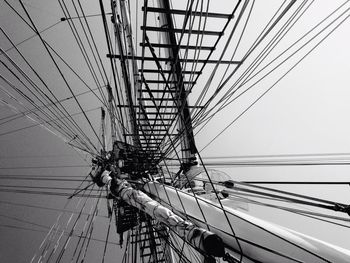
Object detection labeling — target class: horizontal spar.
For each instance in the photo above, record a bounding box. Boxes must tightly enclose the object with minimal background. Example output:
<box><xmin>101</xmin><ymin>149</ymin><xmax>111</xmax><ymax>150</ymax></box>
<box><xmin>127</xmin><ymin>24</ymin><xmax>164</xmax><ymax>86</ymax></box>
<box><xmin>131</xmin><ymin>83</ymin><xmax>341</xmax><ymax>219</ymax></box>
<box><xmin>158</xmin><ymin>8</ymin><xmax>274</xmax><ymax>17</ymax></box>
<box><xmin>143</xmin><ymin>182</ymin><xmax>350</xmax><ymax>263</ymax></box>
<box><xmin>139</xmin><ymin>42</ymin><xmax>214</xmax><ymax>51</ymax></box>
<box><xmin>117</xmin><ymin>105</ymin><xmax>205</xmax><ymax>109</ymax></box>
<box><xmin>107</xmin><ymin>54</ymin><xmax>241</xmax><ymax>64</ymax></box>
<box><xmin>140</xmin><ymin>69</ymin><xmax>202</xmax><ymax>74</ymax></box>
<box><xmin>143</xmin><ymin>7</ymin><xmax>232</xmax><ymax>19</ymax></box>
<box><xmin>141</xmin><ymin>26</ymin><xmax>223</xmax><ymax>36</ymax></box>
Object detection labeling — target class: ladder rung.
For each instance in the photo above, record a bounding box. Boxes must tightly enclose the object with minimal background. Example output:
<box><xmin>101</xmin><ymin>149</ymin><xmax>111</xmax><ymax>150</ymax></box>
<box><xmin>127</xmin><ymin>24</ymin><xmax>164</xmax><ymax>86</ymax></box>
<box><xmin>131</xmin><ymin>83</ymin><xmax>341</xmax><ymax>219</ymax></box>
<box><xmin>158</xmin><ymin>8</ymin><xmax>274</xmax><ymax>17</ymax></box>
<box><xmin>141</xmin><ymin>26</ymin><xmax>222</xmax><ymax>36</ymax></box>
<box><xmin>139</xmin><ymin>89</ymin><xmax>180</xmax><ymax>93</ymax></box>
<box><xmin>139</xmin><ymin>138</ymin><xmax>164</xmax><ymax>140</ymax></box>
<box><xmin>138</xmin><ymin>98</ymin><xmax>175</xmax><ymax>101</ymax></box>
<box><xmin>107</xmin><ymin>54</ymin><xmax>241</xmax><ymax>64</ymax></box>
<box><xmin>140</xmin><ymin>79</ymin><xmax>196</xmax><ymax>84</ymax></box>
<box><xmin>142</xmin><ymin>130</ymin><xmax>168</xmax><ymax>132</ymax></box>
<box><xmin>141</xmin><ymin>126</ymin><xmax>170</xmax><ymax>129</ymax></box>
<box><xmin>140</xmin><ymin>69</ymin><xmax>202</xmax><ymax>75</ymax></box>
<box><xmin>141</xmin><ymin>251</ymin><xmax>163</xmax><ymax>257</ymax></box>
<box><xmin>124</xmin><ymin>133</ymin><xmax>177</xmax><ymax>136</ymax></box>
<box><xmin>143</xmin><ymin>6</ymin><xmax>232</xmax><ymax>19</ymax></box>
<box><xmin>134</xmin><ymin>237</ymin><xmax>160</xmax><ymax>243</ymax></box>
<box><xmin>139</xmin><ymin>119</ymin><xmax>174</xmax><ymax>121</ymax></box>
<box><xmin>119</xmin><ymin>105</ymin><xmax>204</xmax><ymax>109</ymax></box>
<box><xmin>140</xmin><ymin>42</ymin><xmax>214</xmax><ymax>51</ymax></box>
<box><xmin>141</xmin><ymin>243</ymin><xmax>161</xmax><ymax>249</ymax></box>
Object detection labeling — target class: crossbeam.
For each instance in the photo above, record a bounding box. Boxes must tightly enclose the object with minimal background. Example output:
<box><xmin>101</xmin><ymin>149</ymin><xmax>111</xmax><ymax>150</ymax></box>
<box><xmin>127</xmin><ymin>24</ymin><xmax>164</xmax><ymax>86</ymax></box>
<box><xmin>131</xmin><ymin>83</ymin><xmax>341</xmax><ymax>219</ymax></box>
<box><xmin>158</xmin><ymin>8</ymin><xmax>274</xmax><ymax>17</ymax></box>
<box><xmin>107</xmin><ymin>54</ymin><xmax>241</xmax><ymax>64</ymax></box>
<box><xmin>143</xmin><ymin>7</ymin><xmax>232</xmax><ymax>19</ymax></box>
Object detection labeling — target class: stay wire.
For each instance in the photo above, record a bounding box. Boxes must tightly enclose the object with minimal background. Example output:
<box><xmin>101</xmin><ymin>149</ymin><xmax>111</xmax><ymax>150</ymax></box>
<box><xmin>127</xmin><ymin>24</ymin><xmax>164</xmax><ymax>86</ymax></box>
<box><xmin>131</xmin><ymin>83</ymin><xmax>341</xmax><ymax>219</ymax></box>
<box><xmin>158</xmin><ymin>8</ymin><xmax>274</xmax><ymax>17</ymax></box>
<box><xmin>74</xmin><ymin>1</ymin><xmax>111</xmax><ymax>109</ymax></box>
<box><xmin>0</xmin><ymin>106</ymin><xmax>100</xmax><ymax>152</ymax></box>
<box><xmin>228</xmin><ymin>193</ymin><xmax>350</xmax><ymax>225</ymax></box>
<box><xmin>3</xmin><ymin>0</ymin><xmax>100</xmax><ymax>154</ymax></box>
<box><xmin>139</xmin><ymin>75</ymin><xmax>186</xmax><ymax>162</ymax></box>
<box><xmin>75</xmin><ymin>190</ymin><xmax>103</xmax><ymax>263</ymax></box>
<box><xmin>2</xmin><ymin>21</ymin><xmax>61</xmax><ymax>54</ymax></box>
<box><xmin>163</xmin><ymin>232</ymin><xmax>193</xmax><ymax>263</ymax></box>
<box><xmin>0</xmin><ymin>213</ymin><xmax>48</xmax><ymax>230</ymax></box>
<box><xmin>165</xmin><ymin>0</ymin><xmax>202</xmax><ymax>134</ymax></box>
<box><xmin>59</xmin><ymin>0</ymin><xmax>109</xmax><ymax>107</ymax></box>
<box><xmin>54</xmin><ymin>186</ymin><xmax>96</xmax><ymax>263</ymax></box>
<box><xmin>139</xmin><ymin>29</ymin><xmax>186</xmax><ymax>160</ymax></box>
<box><xmin>150</xmin><ymin>221</ymin><xmax>206</xmax><ymax>263</ymax></box>
<box><xmin>0</xmin><ymin>51</ymin><xmax>91</xmax><ymax>148</ymax></box>
<box><xmin>196</xmin><ymin>151</ymin><xmax>244</xmax><ymax>261</ymax></box>
<box><xmin>0</xmin><ymin>69</ymin><xmax>71</xmax><ymax>137</ymax></box>
<box><xmin>3</xmin><ymin>0</ymin><xmax>109</xmax><ymax>111</ymax></box>
<box><xmin>194</xmin><ymin>176</ymin><xmax>350</xmax><ymax>216</ymax></box>
<box><xmin>194</xmin><ymin>0</ymin><xmax>345</xmax><ymax>133</ymax></box>
<box><xmin>0</xmin><ymin>86</ymin><xmax>102</xmax><ymax>126</ymax></box>
<box><xmin>98</xmin><ymin>0</ymin><xmax>127</xmax><ymax>141</ymax></box>
<box><xmin>0</xmin><ymin>224</ymin><xmax>119</xmax><ymax>245</ymax></box>
<box><xmin>212</xmin><ymin>0</ymin><xmax>335</xmax><ymax>112</ymax></box>
<box><xmin>139</xmin><ymin>0</ymin><xmax>197</xmax><ymax>152</ymax></box>
<box><xmin>30</xmin><ymin>180</ymin><xmax>89</xmax><ymax>262</ymax></box>
<box><xmin>101</xmin><ymin>215</ymin><xmax>113</xmax><ymax>263</ymax></box>
<box><xmin>200</xmin><ymin>6</ymin><xmax>350</xmax><ymax>151</ymax></box>
<box><xmin>19</xmin><ymin>0</ymin><xmax>104</xmax><ymax>153</ymax></box>
<box><xmin>168</xmin><ymin>187</ymin><xmax>329</xmax><ymax>262</ymax></box>
<box><xmin>0</xmin><ymin>188</ymin><xmax>101</xmax><ymax>198</ymax></box>
<box><xmin>0</xmin><ymin>62</ymin><xmax>93</xmax><ymax>152</ymax></box>
<box><xmin>230</xmin><ymin>181</ymin><xmax>350</xmax><ymax>208</ymax></box>
<box><xmin>137</xmin><ymin>3</ymin><xmax>179</xmax><ymax>158</ymax></box>
<box><xmin>0</xmin><ymin>184</ymin><xmax>99</xmax><ymax>193</ymax></box>
<box><xmin>157</xmin><ymin>0</ymin><xmax>200</xmax><ymax>141</ymax></box>
<box><xmin>194</xmin><ymin>0</ymin><xmax>311</xmax><ymax>125</ymax></box>
<box><xmin>193</xmin><ymin>0</ymin><xmax>255</xmax><ymax>117</ymax></box>
<box><xmin>68</xmin><ymin>0</ymin><xmax>110</xmax><ymax>105</ymax></box>
<box><xmin>192</xmin><ymin>0</ymin><xmax>292</xmax><ymax>124</ymax></box>
<box><xmin>193</xmin><ymin>0</ymin><xmax>208</xmax><ymax>69</ymax></box>
<box><xmin>76</xmin><ymin>0</ymin><xmax>111</xmax><ymax>84</ymax></box>
<box><xmin>187</xmin><ymin>0</ymin><xmax>244</xmax><ymax>117</ymax></box>
<box><xmin>152</xmin><ymin>1</ymin><xmax>245</xmax><ymax>163</ymax></box>
<box><xmin>107</xmin><ymin>15</ymin><xmax>126</xmax><ymax>132</ymax></box>
<box><xmin>139</xmin><ymin>111</ymin><xmax>214</xmax><ymax>233</ymax></box>
<box><xmin>186</xmin><ymin>0</ymin><xmax>208</xmax><ymax>92</ymax></box>
<box><xmin>112</xmin><ymin>5</ymin><xmax>139</xmax><ymax>145</ymax></box>
<box><xmin>0</xmin><ymin>200</ymin><xmax>108</xmax><ymax>218</ymax></box>
<box><xmin>70</xmin><ymin>205</ymin><xmax>95</xmax><ymax>261</ymax></box>
<box><xmin>200</xmin><ymin>152</ymin><xmax>350</xmax><ymax>160</ymax></box>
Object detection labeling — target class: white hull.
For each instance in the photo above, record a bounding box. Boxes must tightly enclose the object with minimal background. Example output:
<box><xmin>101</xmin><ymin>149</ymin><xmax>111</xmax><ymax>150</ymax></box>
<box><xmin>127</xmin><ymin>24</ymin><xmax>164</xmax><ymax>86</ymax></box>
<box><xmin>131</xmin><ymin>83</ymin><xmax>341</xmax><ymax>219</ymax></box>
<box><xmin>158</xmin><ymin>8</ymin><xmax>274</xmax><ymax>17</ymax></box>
<box><xmin>144</xmin><ymin>182</ymin><xmax>350</xmax><ymax>263</ymax></box>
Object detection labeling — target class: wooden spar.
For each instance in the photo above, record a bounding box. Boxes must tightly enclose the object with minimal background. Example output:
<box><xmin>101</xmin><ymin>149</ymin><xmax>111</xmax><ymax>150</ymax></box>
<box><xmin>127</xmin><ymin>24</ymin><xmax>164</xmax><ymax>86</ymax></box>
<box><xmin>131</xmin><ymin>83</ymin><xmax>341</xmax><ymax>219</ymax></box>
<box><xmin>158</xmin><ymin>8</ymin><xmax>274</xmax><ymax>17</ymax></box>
<box><xmin>97</xmin><ymin>171</ymin><xmax>226</xmax><ymax>258</ymax></box>
<box><xmin>157</xmin><ymin>0</ymin><xmax>198</xmax><ymax>166</ymax></box>
<box><xmin>111</xmin><ymin>0</ymin><xmax>139</xmax><ymax>146</ymax></box>
<box><xmin>143</xmin><ymin>181</ymin><xmax>350</xmax><ymax>263</ymax></box>
<box><xmin>101</xmin><ymin>108</ymin><xmax>106</xmax><ymax>152</ymax></box>
<box><xmin>106</xmin><ymin>85</ymin><xmax>117</xmax><ymax>144</ymax></box>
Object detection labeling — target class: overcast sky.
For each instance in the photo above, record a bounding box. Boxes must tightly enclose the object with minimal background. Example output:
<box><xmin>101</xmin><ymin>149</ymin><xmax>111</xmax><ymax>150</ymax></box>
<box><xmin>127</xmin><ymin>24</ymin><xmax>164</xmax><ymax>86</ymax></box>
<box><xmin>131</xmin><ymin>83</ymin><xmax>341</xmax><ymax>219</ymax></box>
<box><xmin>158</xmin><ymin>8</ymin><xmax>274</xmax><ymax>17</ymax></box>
<box><xmin>1</xmin><ymin>0</ymin><xmax>350</xmax><ymax>262</ymax></box>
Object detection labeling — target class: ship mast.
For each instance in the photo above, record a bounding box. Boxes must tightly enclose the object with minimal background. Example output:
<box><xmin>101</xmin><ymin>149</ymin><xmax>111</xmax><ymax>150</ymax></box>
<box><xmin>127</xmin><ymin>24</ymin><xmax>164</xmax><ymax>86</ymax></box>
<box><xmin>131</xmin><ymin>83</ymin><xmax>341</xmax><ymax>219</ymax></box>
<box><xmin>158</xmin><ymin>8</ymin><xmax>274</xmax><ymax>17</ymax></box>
<box><xmin>157</xmin><ymin>0</ymin><xmax>198</xmax><ymax>168</ymax></box>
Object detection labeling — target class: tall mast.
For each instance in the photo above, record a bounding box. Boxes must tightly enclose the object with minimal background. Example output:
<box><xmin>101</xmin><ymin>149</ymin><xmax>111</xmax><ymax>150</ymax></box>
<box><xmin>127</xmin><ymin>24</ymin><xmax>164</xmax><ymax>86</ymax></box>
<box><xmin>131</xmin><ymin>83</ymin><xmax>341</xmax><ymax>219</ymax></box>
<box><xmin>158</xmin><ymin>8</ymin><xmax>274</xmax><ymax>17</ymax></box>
<box><xmin>106</xmin><ymin>84</ymin><xmax>117</xmax><ymax>144</ymax></box>
<box><xmin>101</xmin><ymin>107</ymin><xmax>107</xmax><ymax>152</ymax></box>
<box><xmin>111</xmin><ymin>0</ymin><xmax>140</xmax><ymax>146</ymax></box>
<box><xmin>157</xmin><ymin>0</ymin><xmax>197</xmax><ymax>168</ymax></box>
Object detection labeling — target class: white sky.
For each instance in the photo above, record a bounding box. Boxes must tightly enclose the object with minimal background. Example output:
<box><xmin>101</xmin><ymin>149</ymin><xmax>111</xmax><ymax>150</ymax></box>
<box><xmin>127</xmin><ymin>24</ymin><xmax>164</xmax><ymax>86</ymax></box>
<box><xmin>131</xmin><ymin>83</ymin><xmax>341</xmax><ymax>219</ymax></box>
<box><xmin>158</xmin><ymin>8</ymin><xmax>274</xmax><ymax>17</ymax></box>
<box><xmin>1</xmin><ymin>0</ymin><xmax>350</xmax><ymax>262</ymax></box>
